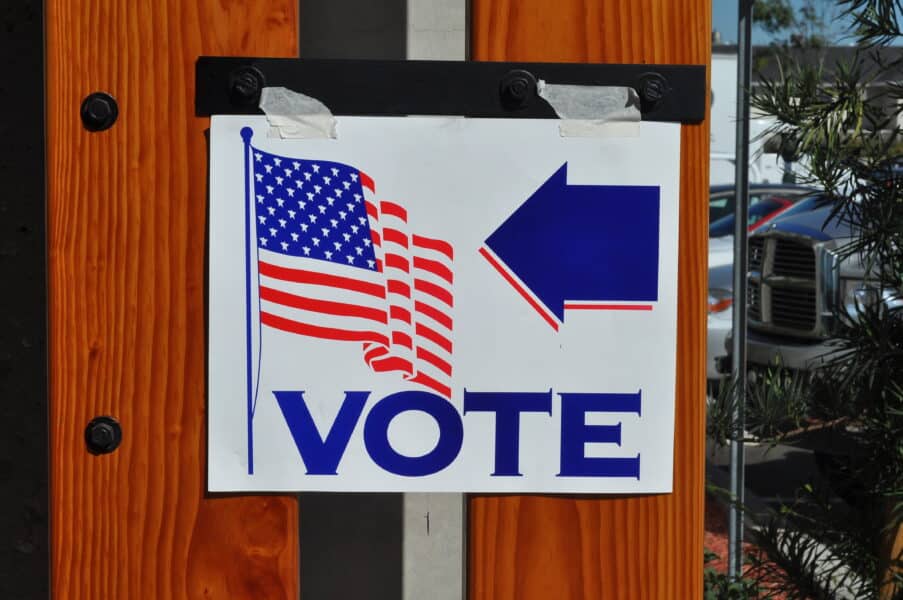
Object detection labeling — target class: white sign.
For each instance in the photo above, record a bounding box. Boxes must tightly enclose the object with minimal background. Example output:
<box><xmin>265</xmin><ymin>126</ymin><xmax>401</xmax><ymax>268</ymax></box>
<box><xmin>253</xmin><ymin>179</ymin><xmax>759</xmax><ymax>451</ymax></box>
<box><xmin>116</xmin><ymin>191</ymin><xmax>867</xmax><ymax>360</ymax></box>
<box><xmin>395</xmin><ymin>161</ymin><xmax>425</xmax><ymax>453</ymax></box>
<box><xmin>208</xmin><ymin>115</ymin><xmax>680</xmax><ymax>493</ymax></box>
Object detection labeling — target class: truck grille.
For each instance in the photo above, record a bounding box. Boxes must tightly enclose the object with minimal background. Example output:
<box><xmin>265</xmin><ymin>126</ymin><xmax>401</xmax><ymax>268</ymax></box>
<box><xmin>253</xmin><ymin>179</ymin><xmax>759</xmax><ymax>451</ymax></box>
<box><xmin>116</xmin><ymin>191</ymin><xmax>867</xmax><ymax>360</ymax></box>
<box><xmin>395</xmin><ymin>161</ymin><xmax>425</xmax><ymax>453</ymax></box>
<box><xmin>748</xmin><ymin>235</ymin><xmax>820</xmax><ymax>336</ymax></box>
<box><xmin>771</xmin><ymin>287</ymin><xmax>816</xmax><ymax>330</ymax></box>
<box><xmin>773</xmin><ymin>239</ymin><xmax>816</xmax><ymax>278</ymax></box>
<box><xmin>748</xmin><ymin>280</ymin><xmax>762</xmax><ymax>321</ymax></box>
<box><xmin>749</xmin><ymin>237</ymin><xmax>765</xmax><ymax>272</ymax></box>
<box><xmin>748</xmin><ymin>237</ymin><xmax>765</xmax><ymax>321</ymax></box>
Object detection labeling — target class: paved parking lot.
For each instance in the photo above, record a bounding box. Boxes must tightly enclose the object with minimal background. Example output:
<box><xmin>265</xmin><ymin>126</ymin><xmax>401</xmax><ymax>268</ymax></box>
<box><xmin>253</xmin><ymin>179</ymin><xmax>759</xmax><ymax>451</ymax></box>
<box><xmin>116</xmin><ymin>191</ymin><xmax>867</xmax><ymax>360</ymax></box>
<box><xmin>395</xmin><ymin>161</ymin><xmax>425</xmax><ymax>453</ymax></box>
<box><xmin>706</xmin><ymin>439</ymin><xmax>830</xmax><ymax>519</ymax></box>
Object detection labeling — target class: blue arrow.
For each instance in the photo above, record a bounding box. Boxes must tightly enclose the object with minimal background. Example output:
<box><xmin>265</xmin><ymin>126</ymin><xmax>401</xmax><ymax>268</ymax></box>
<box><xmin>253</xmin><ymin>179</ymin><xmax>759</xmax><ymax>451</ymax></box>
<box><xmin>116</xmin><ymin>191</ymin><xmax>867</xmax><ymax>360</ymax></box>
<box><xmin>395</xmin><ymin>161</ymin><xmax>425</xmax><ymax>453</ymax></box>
<box><xmin>484</xmin><ymin>163</ymin><xmax>660</xmax><ymax>323</ymax></box>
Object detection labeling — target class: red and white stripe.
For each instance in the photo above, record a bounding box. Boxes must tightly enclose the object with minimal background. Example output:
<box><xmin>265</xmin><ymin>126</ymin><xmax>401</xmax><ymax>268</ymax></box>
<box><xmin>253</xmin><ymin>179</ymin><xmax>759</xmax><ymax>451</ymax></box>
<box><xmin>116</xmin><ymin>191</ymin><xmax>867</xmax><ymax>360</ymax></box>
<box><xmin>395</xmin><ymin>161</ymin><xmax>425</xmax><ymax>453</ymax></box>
<box><xmin>365</xmin><ymin>199</ymin><xmax>416</xmax><ymax>378</ymax></box>
<box><xmin>408</xmin><ymin>232</ymin><xmax>454</xmax><ymax>398</ymax></box>
<box><xmin>258</xmin><ymin>170</ymin><xmax>454</xmax><ymax>399</ymax></box>
<box><xmin>258</xmin><ymin>249</ymin><xmax>390</xmax><ymax>344</ymax></box>
<box><xmin>366</xmin><ymin>197</ymin><xmax>454</xmax><ymax>399</ymax></box>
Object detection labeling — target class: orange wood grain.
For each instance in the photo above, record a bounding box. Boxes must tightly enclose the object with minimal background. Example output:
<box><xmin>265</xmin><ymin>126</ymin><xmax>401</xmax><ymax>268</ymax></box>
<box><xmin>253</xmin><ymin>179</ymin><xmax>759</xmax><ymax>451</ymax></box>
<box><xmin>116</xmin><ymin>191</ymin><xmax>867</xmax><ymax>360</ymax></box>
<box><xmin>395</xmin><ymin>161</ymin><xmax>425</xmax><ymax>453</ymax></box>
<box><xmin>469</xmin><ymin>1</ymin><xmax>710</xmax><ymax>598</ymax></box>
<box><xmin>46</xmin><ymin>2</ymin><xmax>299</xmax><ymax>598</ymax></box>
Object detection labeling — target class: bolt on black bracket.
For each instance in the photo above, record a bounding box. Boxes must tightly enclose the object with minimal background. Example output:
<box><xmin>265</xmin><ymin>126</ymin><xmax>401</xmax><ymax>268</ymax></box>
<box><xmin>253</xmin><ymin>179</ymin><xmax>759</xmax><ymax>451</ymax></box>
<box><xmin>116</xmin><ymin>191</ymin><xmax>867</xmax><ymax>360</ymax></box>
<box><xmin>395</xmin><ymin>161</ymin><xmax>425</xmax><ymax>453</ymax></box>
<box><xmin>195</xmin><ymin>57</ymin><xmax>705</xmax><ymax>123</ymax></box>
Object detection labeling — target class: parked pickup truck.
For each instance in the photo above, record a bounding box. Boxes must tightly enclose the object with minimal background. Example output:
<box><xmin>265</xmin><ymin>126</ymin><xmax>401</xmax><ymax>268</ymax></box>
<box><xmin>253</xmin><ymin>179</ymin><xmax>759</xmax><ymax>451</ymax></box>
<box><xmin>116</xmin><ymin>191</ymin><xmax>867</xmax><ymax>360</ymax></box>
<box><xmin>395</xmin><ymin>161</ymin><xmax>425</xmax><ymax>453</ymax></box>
<box><xmin>728</xmin><ymin>194</ymin><xmax>901</xmax><ymax>371</ymax></box>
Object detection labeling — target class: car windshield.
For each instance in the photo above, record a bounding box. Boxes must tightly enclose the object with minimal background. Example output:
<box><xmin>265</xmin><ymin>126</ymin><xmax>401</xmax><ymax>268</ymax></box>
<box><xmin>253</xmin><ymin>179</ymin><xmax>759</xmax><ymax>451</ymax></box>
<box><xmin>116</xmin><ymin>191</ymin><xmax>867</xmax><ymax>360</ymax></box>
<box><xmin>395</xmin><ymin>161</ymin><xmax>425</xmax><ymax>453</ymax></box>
<box><xmin>708</xmin><ymin>185</ymin><xmax>816</xmax><ymax>223</ymax></box>
<box><xmin>709</xmin><ymin>199</ymin><xmax>787</xmax><ymax>238</ymax></box>
<box><xmin>751</xmin><ymin>193</ymin><xmax>837</xmax><ymax>230</ymax></box>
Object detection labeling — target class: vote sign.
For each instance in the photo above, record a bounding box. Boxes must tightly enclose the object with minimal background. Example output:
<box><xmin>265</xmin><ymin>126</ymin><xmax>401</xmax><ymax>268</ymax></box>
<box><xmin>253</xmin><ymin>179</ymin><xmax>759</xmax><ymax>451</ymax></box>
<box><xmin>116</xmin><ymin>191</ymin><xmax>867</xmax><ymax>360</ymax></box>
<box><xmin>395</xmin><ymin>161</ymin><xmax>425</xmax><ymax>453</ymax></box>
<box><xmin>208</xmin><ymin>116</ymin><xmax>680</xmax><ymax>493</ymax></box>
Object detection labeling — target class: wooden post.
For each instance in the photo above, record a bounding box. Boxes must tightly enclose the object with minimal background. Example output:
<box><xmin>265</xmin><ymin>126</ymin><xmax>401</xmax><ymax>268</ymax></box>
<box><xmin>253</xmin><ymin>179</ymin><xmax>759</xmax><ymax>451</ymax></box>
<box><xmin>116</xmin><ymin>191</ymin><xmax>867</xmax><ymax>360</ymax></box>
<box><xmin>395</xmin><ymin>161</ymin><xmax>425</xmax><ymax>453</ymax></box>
<box><xmin>880</xmin><ymin>516</ymin><xmax>903</xmax><ymax>600</ymax></box>
<box><xmin>46</xmin><ymin>2</ymin><xmax>300</xmax><ymax>598</ymax></box>
<box><xmin>468</xmin><ymin>2</ymin><xmax>710</xmax><ymax>598</ymax></box>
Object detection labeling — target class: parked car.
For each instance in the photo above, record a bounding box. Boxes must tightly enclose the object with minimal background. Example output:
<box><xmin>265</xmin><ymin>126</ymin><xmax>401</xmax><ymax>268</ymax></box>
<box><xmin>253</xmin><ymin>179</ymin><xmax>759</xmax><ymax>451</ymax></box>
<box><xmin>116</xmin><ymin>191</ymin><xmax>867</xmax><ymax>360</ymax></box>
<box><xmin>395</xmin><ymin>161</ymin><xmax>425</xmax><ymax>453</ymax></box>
<box><xmin>735</xmin><ymin>194</ymin><xmax>901</xmax><ymax>371</ymax></box>
<box><xmin>708</xmin><ymin>183</ymin><xmax>816</xmax><ymax>224</ymax></box>
<box><xmin>708</xmin><ymin>196</ymin><xmax>793</xmax><ymax>238</ymax></box>
<box><xmin>706</xmin><ymin>186</ymin><xmax>819</xmax><ymax>382</ymax></box>
<box><xmin>718</xmin><ymin>192</ymin><xmax>901</xmax><ymax>376</ymax></box>
<box><xmin>707</xmin><ymin>263</ymin><xmax>735</xmax><ymax>381</ymax></box>
<box><xmin>709</xmin><ymin>187</ymin><xmax>821</xmax><ymax>269</ymax></box>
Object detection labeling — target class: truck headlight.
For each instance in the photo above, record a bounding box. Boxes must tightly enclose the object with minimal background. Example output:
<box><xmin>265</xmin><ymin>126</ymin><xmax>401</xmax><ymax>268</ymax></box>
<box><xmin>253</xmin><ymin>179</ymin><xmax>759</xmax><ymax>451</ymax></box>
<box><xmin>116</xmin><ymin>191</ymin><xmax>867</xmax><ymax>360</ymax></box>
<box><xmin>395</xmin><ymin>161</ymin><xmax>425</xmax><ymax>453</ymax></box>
<box><xmin>840</xmin><ymin>278</ymin><xmax>893</xmax><ymax>317</ymax></box>
<box><xmin>708</xmin><ymin>288</ymin><xmax>733</xmax><ymax>314</ymax></box>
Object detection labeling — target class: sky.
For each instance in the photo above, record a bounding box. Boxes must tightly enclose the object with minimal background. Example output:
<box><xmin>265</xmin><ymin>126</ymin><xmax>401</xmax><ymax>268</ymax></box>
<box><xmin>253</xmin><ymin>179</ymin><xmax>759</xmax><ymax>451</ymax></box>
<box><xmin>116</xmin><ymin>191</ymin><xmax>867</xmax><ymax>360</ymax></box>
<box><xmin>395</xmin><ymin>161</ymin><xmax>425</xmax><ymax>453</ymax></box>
<box><xmin>712</xmin><ymin>0</ymin><xmax>855</xmax><ymax>45</ymax></box>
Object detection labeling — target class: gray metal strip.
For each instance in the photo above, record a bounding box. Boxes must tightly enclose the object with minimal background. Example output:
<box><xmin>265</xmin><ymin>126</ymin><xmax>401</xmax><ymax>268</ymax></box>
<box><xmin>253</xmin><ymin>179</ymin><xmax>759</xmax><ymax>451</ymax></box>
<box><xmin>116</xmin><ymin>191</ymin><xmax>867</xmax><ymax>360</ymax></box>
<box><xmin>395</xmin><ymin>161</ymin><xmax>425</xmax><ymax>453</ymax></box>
<box><xmin>404</xmin><ymin>1</ymin><xmax>467</xmax><ymax>597</ymax></box>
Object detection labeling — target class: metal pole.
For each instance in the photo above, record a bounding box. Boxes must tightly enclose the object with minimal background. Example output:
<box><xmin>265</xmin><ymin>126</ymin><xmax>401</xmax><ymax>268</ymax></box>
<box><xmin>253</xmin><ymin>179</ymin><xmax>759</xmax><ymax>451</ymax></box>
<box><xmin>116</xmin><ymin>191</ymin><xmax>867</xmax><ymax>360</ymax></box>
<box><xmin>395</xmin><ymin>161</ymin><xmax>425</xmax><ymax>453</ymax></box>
<box><xmin>729</xmin><ymin>0</ymin><xmax>753</xmax><ymax>580</ymax></box>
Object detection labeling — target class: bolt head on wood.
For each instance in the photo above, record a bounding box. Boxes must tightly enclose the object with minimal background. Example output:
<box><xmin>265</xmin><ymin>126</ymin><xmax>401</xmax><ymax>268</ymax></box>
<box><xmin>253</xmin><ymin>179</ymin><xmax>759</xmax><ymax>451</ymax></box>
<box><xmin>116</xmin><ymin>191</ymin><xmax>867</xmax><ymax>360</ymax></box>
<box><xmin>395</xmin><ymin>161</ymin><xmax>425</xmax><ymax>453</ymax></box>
<box><xmin>85</xmin><ymin>416</ymin><xmax>122</xmax><ymax>454</ymax></box>
<box><xmin>80</xmin><ymin>92</ymin><xmax>118</xmax><ymax>132</ymax></box>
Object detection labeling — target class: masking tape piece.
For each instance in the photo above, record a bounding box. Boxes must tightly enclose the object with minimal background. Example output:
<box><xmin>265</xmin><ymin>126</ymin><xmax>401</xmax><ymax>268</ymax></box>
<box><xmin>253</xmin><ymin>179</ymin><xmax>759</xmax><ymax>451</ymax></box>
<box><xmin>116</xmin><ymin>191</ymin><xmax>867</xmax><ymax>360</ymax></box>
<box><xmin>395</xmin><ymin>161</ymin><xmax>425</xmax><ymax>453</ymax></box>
<box><xmin>538</xmin><ymin>81</ymin><xmax>641</xmax><ymax>137</ymax></box>
<box><xmin>259</xmin><ymin>86</ymin><xmax>337</xmax><ymax>139</ymax></box>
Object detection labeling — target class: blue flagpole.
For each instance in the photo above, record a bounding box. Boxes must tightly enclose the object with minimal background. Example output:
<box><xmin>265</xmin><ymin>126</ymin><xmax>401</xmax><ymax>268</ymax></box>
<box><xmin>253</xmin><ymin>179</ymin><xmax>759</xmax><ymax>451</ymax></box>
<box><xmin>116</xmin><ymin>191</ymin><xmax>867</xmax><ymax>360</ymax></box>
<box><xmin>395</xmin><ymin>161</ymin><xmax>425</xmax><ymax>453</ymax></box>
<box><xmin>240</xmin><ymin>126</ymin><xmax>255</xmax><ymax>475</ymax></box>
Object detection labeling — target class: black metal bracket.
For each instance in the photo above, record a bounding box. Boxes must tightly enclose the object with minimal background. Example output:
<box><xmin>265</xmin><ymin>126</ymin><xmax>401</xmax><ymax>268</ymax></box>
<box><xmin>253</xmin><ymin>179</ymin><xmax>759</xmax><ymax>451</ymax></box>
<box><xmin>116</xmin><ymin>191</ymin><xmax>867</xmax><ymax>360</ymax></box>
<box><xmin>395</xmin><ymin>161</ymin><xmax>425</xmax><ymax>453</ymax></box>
<box><xmin>0</xmin><ymin>0</ymin><xmax>48</xmax><ymax>595</ymax></box>
<box><xmin>196</xmin><ymin>57</ymin><xmax>706</xmax><ymax>123</ymax></box>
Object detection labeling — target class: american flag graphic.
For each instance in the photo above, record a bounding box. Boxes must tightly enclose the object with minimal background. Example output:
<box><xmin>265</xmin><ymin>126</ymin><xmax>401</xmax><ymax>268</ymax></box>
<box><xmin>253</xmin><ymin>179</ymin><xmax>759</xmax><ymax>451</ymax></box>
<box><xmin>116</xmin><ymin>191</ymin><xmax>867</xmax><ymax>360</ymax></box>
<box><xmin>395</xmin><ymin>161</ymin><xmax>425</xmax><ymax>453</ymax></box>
<box><xmin>247</xmin><ymin>143</ymin><xmax>455</xmax><ymax>399</ymax></box>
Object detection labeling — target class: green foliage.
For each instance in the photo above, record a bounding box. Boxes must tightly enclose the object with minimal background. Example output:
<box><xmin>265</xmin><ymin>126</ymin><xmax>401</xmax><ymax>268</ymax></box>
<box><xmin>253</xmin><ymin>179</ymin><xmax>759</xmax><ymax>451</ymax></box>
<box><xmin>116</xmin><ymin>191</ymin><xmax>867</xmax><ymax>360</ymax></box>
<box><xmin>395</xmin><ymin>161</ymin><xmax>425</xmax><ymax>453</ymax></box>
<box><xmin>750</xmin><ymin>487</ymin><xmax>883</xmax><ymax>598</ymax></box>
<box><xmin>707</xmin><ymin>362</ymin><xmax>811</xmax><ymax>446</ymax></box>
<box><xmin>839</xmin><ymin>0</ymin><xmax>903</xmax><ymax>45</ymax></box>
<box><xmin>715</xmin><ymin>1</ymin><xmax>903</xmax><ymax>596</ymax></box>
<box><xmin>756</xmin><ymin>0</ymin><xmax>797</xmax><ymax>34</ymax></box>
<box><xmin>704</xmin><ymin>550</ymin><xmax>763</xmax><ymax>600</ymax></box>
